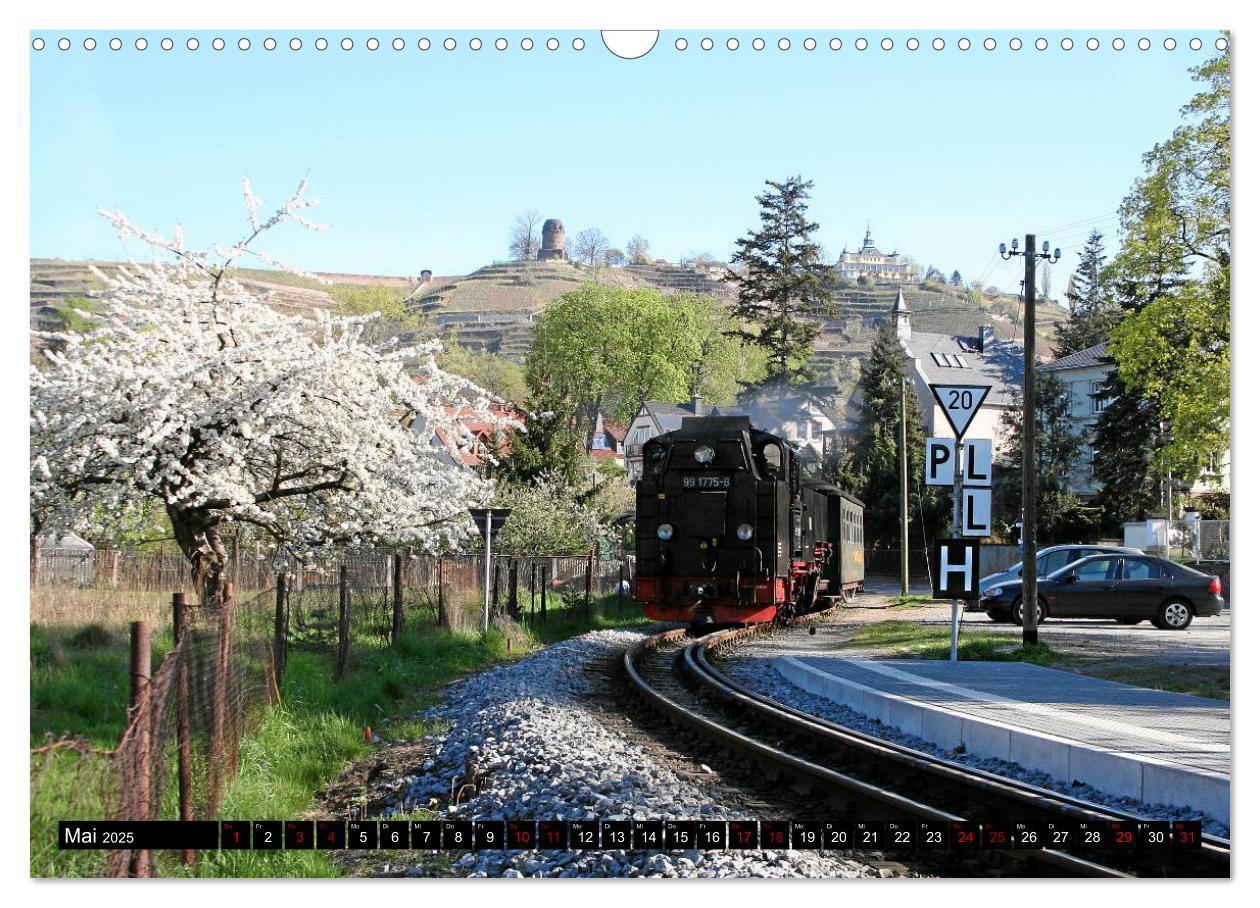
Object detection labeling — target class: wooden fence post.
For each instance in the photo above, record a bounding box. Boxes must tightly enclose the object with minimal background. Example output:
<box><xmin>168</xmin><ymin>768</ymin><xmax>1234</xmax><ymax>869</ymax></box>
<box><xmin>618</xmin><ymin>562</ymin><xmax>625</xmax><ymax>610</ymax></box>
<box><xmin>172</xmin><ymin>593</ymin><xmax>196</xmax><ymax>866</ymax></box>
<box><xmin>530</xmin><ymin>562</ymin><xmax>536</xmax><ymax>616</ymax></box>
<box><xmin>540</xmin><ymin>565</ymin><xmax>548</xmax><ymax>623</ymax></box>
<box><xmin>585</xmin><ymin>548</ymin><xmax>595</xmax><ymax>616</ymax></box>
<box><xmin>127</xmin><ymin>620</ymin><xmax>152</xmax><ymax>877</ymax></box>
<box><xmin>492</xmin><ymin>560</ymin><xmax>501</xmax><ymax>619</ymax></box>
<box><xmin>207</xmin><ymin>585</ymin><xmax>234</xmax><ymax>819</ymax></box>
<box><xmin>336</xmin><ymin>566</ymin><xmax>350</xmax><ymax>680</ymax></box>
<box><xmin>508</xmin><ymin>559</ymin><xmax>519</xmax><ymax>620</ymax></box>
<box><xmin>273</xmin><ymin>573</ymin><xmax>288</xmax><ymax>687</ymax></box>
<box><xmin>391</xmin><ymin>552</ymin><xmax>404</xmax><ymax>643</ymax></box>
<box><xmin>437</xmin><ymin>558</ymin><xmax>446</xmax><ymax>628</ymax></box>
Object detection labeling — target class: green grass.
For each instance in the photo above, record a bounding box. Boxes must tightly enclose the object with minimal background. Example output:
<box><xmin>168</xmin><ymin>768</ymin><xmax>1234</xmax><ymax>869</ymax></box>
<box><xmin>845</xmin><ymin>620</ymin><xmax>1066</xmax><ymax>666</ymax></box>
<box><xmin>887</xmin><ymin>594</ymin><xmax>933</xmax><ymax>610</ymax></box>
<box><xmin>31</xmin><ymin>593</ymin><xmax>648</xmax><ymax>878</ymax></box>
<box><xmin>1075</xmin><ymin>664</ymin><xmax>1230</xmax><ymax>701</ymax></box>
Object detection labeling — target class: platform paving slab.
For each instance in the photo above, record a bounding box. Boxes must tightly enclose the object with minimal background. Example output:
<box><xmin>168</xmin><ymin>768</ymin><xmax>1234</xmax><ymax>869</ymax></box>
<box><xmin>773</xmin><ymin>655</ymin><xmax>1230</xmax><ymax>825</ymax></box>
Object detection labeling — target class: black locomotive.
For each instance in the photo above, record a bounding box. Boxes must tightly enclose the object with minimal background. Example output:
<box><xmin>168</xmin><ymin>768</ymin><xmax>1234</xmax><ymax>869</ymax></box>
<box><xmin>634</xmin><ymin>415</ymin><xmax>864</xmax><ymax>625</ymax></box>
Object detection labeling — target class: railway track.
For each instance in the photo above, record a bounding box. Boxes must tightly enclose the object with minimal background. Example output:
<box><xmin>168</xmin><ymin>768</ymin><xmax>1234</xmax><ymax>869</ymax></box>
<box><xmin>624</xmin><ymin>622</ymin><xmax>1230</xmax><ymax>879</ymax></box>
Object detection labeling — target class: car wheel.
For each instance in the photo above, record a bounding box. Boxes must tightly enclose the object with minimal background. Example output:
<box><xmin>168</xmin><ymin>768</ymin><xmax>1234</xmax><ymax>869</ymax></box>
<box><xmin>1011</xmin><ymin>597</ymin><xmax>1047</xmax><ymax>626</ymax></box>
<box><xmin>1155</xmin><ymin>598</ymin><xmax>1194</xmax><ymax>630</ymax></box>
<box><xmin>1114</xmin><ymin>618</ymin><xmax>1142</xmax><ymax>625</ymax></box>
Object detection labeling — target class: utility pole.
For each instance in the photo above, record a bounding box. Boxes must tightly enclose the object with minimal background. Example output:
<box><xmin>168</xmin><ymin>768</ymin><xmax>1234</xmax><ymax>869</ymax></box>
<box><xmin>899</xmin><ymin>377</ymin><xmax>910</xmax><ymax>596</ymax></box>
<box><xmin>1000</xmin><ymin>235</ymin><xmax>1059</xmax><ymax>646</ymax></box>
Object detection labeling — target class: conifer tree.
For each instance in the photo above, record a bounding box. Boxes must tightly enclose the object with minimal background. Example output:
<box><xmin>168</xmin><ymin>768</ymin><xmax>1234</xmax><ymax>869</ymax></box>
<box><xmin>1054</xmin><ymin>230</ymin><xmax>1119</xmax><ymax>356</ymax></box>
<box><xmin>846</xmin><ymin>323</ymin><xmax>939</xmax><ymax>546</ymax></box>
<box><xmin>729</xmin><ymin>176</ymin><xmax>831</xmax><ymax>383</ymax></box>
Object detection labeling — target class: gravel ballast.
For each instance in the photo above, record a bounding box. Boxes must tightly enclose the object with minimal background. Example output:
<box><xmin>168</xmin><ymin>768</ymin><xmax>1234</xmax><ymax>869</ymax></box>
<box><xmin>723</xmin><ymin>657</ymin><xmax>1230</xmax><ymax>840</ymax></box>
<box><xmin>379</xmin><ymin>629</ymin><xmax>892</xmax><ymax>878</ymax></box>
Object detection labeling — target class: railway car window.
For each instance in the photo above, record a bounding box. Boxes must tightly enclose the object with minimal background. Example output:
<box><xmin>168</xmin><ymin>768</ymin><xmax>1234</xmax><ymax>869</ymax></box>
<box><xmin>757</xmin><ymin>442</ymin><xmax>782</xmax><ymax>476</ymax></box>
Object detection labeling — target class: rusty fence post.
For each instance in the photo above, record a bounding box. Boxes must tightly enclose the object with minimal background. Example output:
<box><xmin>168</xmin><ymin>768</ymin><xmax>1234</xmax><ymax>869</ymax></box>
<box><xmin>392</xmin><ymin>552</ymin><xmax>404</xmax><ymax>643</ymax></box>
<box><xmin>336</xmin><ymin>566</ymin><xmax>350</xmax><ymax>680</ymax></box>
<box><xmin>127</xmin><ymin>620</ymin><xmax>152</xmax><ymax>877</ymax></box>
<box><xmin>172</xmin><ymin>594</ymin><xmax>196</xmax><ymax>867</ymax></box>
<box><xmin>273</xmin><ymin>573</ymin><xmax>288</xmax><ymax>687</ymax></box>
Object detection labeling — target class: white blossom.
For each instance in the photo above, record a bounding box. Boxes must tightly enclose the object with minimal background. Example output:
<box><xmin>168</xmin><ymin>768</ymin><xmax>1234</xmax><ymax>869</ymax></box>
<box><xmin>32</xmin><ymin>178</ymin><xmax>517</xmax><ymax>566</ymax></box>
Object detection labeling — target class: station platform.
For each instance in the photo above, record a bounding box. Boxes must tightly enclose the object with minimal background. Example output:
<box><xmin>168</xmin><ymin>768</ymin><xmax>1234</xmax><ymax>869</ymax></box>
<box><xmin>773</xmin><ymin>655</ymin><xmax>1230</xmax><ymax>826</ymax></box>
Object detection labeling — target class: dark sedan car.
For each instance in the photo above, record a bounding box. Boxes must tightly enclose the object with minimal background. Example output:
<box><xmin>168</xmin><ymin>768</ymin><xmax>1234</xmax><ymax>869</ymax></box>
<box><xmin>978</xmin><ymin>553</ymin><xmax>1224</xmax><ymax>630</ymax></box>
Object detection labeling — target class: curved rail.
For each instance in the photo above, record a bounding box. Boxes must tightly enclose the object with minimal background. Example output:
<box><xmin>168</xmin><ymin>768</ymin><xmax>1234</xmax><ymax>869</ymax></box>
<box><xmin>625</xmin><ymin>622</ymin><xmax>1230</xmax><ymax>878</ymax></box>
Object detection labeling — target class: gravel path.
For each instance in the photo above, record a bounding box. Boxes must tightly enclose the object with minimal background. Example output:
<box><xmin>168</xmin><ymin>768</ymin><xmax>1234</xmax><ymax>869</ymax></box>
<box><xmin>722</xmin><ymin>657</ymin><xmax>1230</xmax><ymax>840</ymax></box>
<box><xmin>377</xmin><ymin>629</ymin><xmax>892</xmax><ymax>878</ymax></box>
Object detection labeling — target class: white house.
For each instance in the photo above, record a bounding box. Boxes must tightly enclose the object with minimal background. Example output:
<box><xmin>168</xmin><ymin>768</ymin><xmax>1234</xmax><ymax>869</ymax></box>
<box><xmin>892</xmin><ymin>288</ymin><xmax>1023</xmax><ymax>451</ymax></box>
<box><xmin>1039</xmin><ymin>342</ymin><xmax>1230</xmax><ymax>499</ymax></box>
<box><xmin>624</xmin><ymin>391</ymin><xmax>837</xmax><ymax>480</ymax></box>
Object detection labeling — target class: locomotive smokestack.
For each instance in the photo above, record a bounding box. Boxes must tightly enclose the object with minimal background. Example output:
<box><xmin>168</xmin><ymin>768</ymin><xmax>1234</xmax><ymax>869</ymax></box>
<box><xmin>691</xmin><ymin>393</ymin><xmax>704</xmax><ymax>414</ymax></box>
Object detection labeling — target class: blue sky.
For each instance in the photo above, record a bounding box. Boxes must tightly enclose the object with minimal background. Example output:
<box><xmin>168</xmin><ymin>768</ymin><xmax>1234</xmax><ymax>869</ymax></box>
<box><xmin>30</xmin><ymin>30</ymin><xmax>1221</xmax><ymax>293</ymax></box>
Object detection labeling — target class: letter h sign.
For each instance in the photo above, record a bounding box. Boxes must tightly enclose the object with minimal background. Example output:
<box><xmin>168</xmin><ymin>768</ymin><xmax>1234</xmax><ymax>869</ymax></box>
<box><xmin>932</xmin><ymin>539</ymin><xmax>981</xmax><ymax>599</ymax></box>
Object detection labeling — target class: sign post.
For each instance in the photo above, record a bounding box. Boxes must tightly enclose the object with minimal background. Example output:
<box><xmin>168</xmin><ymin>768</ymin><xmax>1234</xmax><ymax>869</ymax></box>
<box><xmin>927</xmin><ymin>384</ymin><xmax>991</xmax><ymax>661</ymax></box>
<box><xmin>468</xmin><ymin>507</ymin><xmax>512</xmax><ymax>634</ymax></box>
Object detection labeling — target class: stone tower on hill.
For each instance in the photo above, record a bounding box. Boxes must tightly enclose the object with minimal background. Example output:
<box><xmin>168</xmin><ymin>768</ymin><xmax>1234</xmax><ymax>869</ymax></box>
<box><xmin>538</xmin><ymin>219</ymin><xmax>567</xmax><ymax>260</ymax></box>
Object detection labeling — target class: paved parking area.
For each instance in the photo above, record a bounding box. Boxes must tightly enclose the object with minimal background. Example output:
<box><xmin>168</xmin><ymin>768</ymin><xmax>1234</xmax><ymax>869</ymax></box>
<box><xmin>854</xmin><ymin>578</ymin><xmax>1231</xmax><ymax>668</ymax></box>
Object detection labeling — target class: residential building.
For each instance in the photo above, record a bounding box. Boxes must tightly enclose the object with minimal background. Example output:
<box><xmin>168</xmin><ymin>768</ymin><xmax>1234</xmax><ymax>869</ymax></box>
<box><xmin>891</xmin><ymin>288</ymin><xmax>1023</xmax><ymax>450</ymax></box>
<box><xmin>1039</xmin><ymin>342</ymin><xmax>1230</xmax><ymax>499</ymax></box>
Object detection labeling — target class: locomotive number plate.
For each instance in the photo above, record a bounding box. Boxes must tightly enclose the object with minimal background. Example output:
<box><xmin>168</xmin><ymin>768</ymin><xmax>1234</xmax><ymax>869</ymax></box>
<box><xmin>682</xmin><ymin>474</ymin><xmax>731</xmax><ymax>489</ymax></box>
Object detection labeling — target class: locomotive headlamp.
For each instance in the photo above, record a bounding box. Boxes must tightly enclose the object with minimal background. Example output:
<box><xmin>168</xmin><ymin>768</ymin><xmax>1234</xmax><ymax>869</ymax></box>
<box><xmin>736</xmin><ymin>523</ymin><xmax>754</xmax><ymax>541</ymax></box>
<box><xmin>693</xmin><ymin>445</ymin><xmax>716</xmax><ymax>464</ymax></box>
<box><xmin>657</xmin><ymin>523</ymin><xmax>674</xmax><ymax>541</ymax></box>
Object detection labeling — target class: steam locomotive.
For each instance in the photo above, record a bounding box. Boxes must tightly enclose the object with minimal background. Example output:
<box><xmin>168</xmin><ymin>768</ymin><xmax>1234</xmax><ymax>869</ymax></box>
<box><xmin>634</xmin><ymin>415</ymin><xmax>864</xmax><ymax>626</ymax></box>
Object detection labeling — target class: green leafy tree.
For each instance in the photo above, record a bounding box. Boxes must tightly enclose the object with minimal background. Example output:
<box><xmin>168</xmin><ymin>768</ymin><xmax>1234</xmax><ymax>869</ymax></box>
<box><xmin>729</xmin><ymin>176</ymin><xmax>831</xmax><ymax>383</ymax></box>
<box><xmin>949</xmin><ymin>270</ymin><xmax>963</xmax><ymax>288</ymax></box>
<box><xmin>332</xmin><ymin>283</ymin><xmax>423</xmax><ymax>345</ymax></box>
<box><xmin>438</xmin><ymin>345</ymin><xmax>529</xmax><ymax>404</ymax></box>
<box><xmin>1104</xmin><ymin>49</ymin><xmax>1229</xmax><ymax>480</ymax></box>
<box><xmin>674</xmin><ymin>293</ymin><xmax>768</xmax><ymax>402</ymax></box>
<box><xmin>1054</xmin><ymin>230</ymin><xmax>1119</xmax><ymax>356</ymax></box>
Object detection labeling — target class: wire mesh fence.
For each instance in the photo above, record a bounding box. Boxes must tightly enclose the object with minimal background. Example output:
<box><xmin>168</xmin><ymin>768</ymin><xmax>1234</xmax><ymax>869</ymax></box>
<box><xmin>32</xmin><ymin>548</ymin><xmax>631</xmax><ymax>876</ymax></box>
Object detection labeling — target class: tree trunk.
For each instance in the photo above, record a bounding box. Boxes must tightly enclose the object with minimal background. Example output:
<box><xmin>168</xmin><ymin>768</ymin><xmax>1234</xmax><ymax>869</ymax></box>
<box><xmin>30</xmin><ymin>532</ymin><xmax>41</xmax><ymax>588</ymax></box>
<box><xmin>168</xmin><ymin>506</ymin><xmax>230</xmax><ymax>604</ymax></box>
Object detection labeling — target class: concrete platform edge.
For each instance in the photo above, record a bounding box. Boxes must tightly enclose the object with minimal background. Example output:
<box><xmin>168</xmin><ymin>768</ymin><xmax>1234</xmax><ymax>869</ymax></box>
<box><xmin>773</xmin><ymin>655</ymin><xmax>1230</xmax><ymax>826</ymax></box>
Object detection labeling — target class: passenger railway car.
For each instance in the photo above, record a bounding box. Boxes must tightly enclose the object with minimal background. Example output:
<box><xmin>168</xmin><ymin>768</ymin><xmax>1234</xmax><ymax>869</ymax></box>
<box><xmin>634</xmin><ymin>415</ymin><xmax>864</xmax><ymax>626</ymax></box>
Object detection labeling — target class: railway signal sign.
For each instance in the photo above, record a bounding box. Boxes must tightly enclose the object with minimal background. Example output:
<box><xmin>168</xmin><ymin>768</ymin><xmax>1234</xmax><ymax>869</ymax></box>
<box><xmin>932</xmin><ymin>539</ymin><xmax>981</xmax><ymax>599</ymax></box>
<box><xmin>468</xmin><ymin>507</ymin><xmax>512</xmax><ymax>634</ymax></box>
<box><xmin>468</xmin><ymin>507</ymin><xmax>512</xmax><ymax>542</ymax></box>
<box><xmin>962</xmin><ymin>439</ymin><xmax>992</xmax><ymax>487</ymax></box>
<box><xmin>961</xmin><ymin>488</ymin><xmax>992</xmax><ymax>537</ymax></box>
<box><xmin>929</xmin><ymin>384</ymin><xmax>991</xmax><ymax>439</ymax></box>
<box><xmin>925</xmin><ymin>438</ymin><xmax>955</xmax><ymax>486</ymax></box>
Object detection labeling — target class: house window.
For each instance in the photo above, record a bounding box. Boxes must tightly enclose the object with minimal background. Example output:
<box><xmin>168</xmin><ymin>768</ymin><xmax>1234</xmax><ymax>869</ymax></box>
<box><xmin>1090</xmin><ymin>381</ymin><xmax>1112</xmax><ymax>413</ymax></box>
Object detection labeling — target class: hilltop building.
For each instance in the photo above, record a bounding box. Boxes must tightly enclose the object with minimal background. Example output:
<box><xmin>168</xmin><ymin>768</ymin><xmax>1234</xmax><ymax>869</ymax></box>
<box><xmin>891</xmin><ymin>288</ymin><xmax>1023</xmax><ymax>450</ymax></box>
<box><xmin>836</xmin><ymin>225</ymin><xmax>920</xmax><ymax>284</ymax></box>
